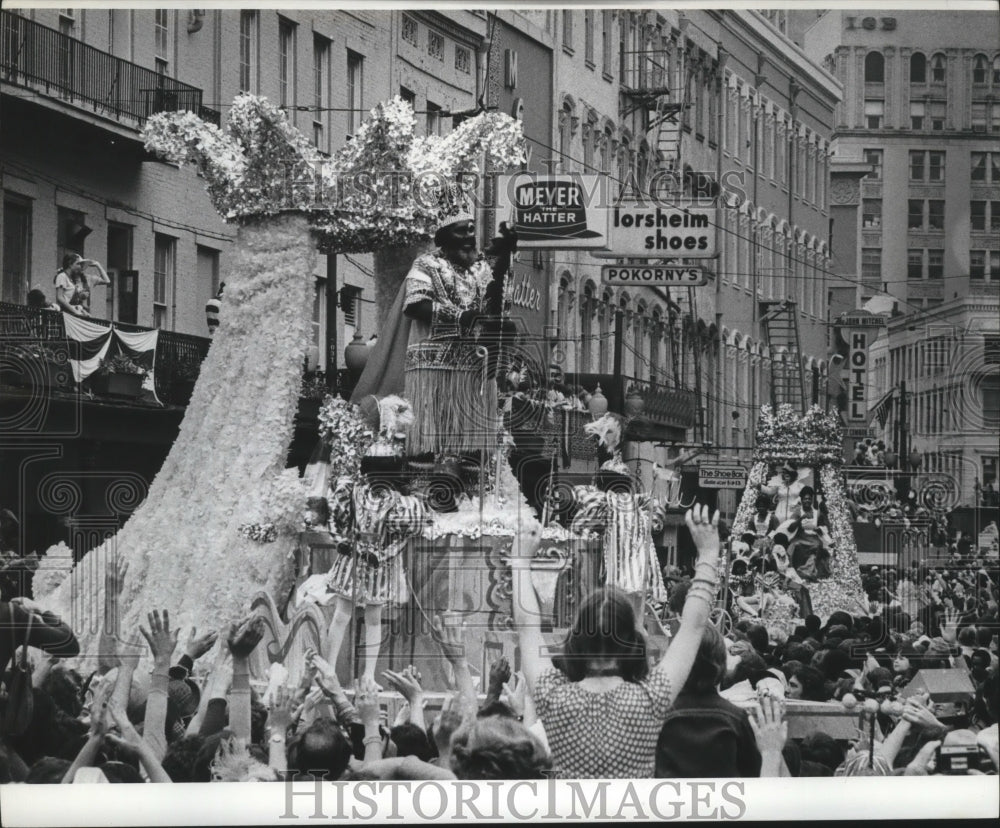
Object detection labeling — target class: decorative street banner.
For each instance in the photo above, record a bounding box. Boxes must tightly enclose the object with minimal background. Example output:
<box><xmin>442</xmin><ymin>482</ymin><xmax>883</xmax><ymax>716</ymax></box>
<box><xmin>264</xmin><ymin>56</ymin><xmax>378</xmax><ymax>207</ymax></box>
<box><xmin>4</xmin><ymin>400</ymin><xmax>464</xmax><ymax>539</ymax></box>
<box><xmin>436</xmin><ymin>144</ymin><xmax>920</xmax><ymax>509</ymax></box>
<box><xmin>698</xmin><ymin>463</ymin><xmax>747</xmax><ymax>489</ymax></box>
<box><xmin>495</xmin><ymin>173</ymin><xmax>611</xmax><ymax>249</ymax></box>
<box><xmin>602</xmin><ymin>265</ymin><xmax>706</xmax><ymax>286</ymax></box>
<box><xmin>596</xmin><ymin>205</ymin><xmax>717</xmax><ymax>258</ymax></box>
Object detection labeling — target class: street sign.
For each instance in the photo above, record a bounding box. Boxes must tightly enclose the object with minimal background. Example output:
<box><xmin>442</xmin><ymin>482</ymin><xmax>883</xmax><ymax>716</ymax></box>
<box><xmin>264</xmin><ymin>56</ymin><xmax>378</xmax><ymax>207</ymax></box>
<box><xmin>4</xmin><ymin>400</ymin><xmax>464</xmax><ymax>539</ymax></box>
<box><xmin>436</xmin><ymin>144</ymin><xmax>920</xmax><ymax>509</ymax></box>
<box><xmin>592</xmin><ymin>205</ymin><xmax>717</xmax><ymax>258</ymax></box>
<box><xmin>602</xmin><ymin>265</ymin><xmax>706</xmax><ymax>286</ymax></box>
<box><xmin>698</xmin><ymin>464</ymin><xmax>747</xmax><ymax>489</ymax></box>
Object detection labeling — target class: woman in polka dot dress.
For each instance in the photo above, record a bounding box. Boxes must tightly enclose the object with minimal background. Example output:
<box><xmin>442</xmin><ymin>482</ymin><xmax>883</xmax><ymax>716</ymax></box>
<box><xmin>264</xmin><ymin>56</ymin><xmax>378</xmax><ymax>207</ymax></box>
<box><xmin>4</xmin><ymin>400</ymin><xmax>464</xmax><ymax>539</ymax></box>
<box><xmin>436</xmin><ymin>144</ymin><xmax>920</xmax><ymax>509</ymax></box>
<box><xmin>509</xmin><ymin>505</ymin><xmax>722</xmax><ymax>779</ymax></box>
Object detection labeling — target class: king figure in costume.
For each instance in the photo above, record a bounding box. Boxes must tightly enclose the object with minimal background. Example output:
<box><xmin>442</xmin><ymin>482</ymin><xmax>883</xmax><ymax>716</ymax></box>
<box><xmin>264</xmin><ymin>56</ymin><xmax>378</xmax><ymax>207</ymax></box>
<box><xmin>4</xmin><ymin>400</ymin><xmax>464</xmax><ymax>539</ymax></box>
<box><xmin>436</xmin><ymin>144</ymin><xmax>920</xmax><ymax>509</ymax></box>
<box><xmin>350</xmin><ymin>187</ymin><xmax>517</xmax><ymax>457</ymax></box>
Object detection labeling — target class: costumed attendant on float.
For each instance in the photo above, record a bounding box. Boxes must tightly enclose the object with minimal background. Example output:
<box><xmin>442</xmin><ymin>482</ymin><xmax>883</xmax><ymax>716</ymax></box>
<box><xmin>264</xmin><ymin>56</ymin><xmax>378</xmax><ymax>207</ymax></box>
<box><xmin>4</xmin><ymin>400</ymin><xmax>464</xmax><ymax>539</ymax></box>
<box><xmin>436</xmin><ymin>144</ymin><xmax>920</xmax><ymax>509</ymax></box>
<box><xmin>571</xmin><ymin>413</ymin><xmax>668</xmax><ymax>614</ymax></box>
<box><xmin>298</xmin><ymin>396</ymin><xmax>427</xmax><ymax>685</ymax></box>
<box><xmin>761</xmin><ymin>462</ymin><xmax>813</xmax><ymax>523</ymax></box>
<box><xmin>349</xmin><ymin>185</ymin><xmax>518</xmax><ymax>459</ymax></box>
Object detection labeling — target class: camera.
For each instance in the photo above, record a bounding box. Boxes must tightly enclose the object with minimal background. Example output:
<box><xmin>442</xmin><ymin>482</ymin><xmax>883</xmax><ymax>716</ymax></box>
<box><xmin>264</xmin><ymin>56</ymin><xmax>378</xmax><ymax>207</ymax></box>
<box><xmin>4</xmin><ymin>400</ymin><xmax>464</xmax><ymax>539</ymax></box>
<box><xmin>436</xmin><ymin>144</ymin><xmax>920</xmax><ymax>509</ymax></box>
<box><xmin>935</xmin><ymin>744</ymin><xmax>986</xmax><ymax>775</ymax></box>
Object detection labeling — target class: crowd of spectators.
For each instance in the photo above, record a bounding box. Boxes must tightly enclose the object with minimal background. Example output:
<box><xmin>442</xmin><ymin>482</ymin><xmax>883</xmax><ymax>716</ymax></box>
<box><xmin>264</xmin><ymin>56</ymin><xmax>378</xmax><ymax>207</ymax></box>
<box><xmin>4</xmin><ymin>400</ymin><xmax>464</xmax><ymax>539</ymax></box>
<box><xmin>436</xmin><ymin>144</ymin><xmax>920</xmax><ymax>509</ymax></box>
<box><xmin>0</xmin><ymin>506</ymin><xmax>997</xmax><ymax>785</ymax></box>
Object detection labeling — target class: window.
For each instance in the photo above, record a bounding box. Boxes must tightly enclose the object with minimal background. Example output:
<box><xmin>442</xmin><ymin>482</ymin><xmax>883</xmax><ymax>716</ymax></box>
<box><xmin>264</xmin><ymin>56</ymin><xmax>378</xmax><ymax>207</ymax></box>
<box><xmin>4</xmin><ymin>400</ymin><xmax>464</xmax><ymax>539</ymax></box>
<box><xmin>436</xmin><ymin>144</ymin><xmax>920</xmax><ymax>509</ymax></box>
<box><xmin>974</xmin><ymin>54</ymin><xmax>989</xmax><ymax>84</ymax></box>
<box><xmin>971</xmin><ymin>250</ymin><xmax>986</xmax><ymax>279</ymax></box>
<box><xmin>862</xmin><ymin>248</ymin><xmax>882</xmax><ymax>286</ymax></box>
<box><xmin>972</xmin><ymin>102</ymin><xmax>987</xmax><ymax>132</ymax></box>
<box><xmin>908</xmin><ymin>249</ymin><xmax>923</xmax><ymax>280</ymax></box>
<box><xmin>910</xmin><ymin>101</ymin><xmax>925</xmax><ymax>130</ymax></box>
<box><xmin>863</xmin><ymin>198</ymin><xmax>882</xmax><ymax>229</ymax></box>
<box><xmin>971</xmin><ymin>151</ymin><xmax>989</xmax><ymax>182</ymax></box>
<box><xmin>910</xmin><ymin>52</ymin><xmax>926</xmax><ymax>83</ymax></box>
<box><xmin>864</xmin><ymin>99</ymin><xmax>883</xmax><ymax>129</ymax></box>
<box><xmin>908</xmin><ymin>199</ymin><xmax>924</xmax><ymax>230</ymax></box>
<box><xmin>313</xmin><ymin>35</ymin><xmax>329</xmax><ymax>151</ymax></box>
<box><xmin>2</xmin><ymin>195</ymin><xmax>31</xmax><ymax>305</ymax></box>
<box><xmin>602</xmin><ymin>11</ymin><xmax>612</xmax><ymax>74</ymax></box>
<box><xmin>910</xmin><ymin>150</ymin><xmax>944</xmax><ymax>181</ymax></box>
<box><xmin>928</xmin><ymin>200</ymin><xmax>944</xmax><ymax>230</ymax></box>
<box><xmin>154</xmin><ymin>9</ymin><xmax>168</xmax><ymax>62</ymax></box>
<box><xmin>929</xmin><ymin>100</ymin><xmax>945</xmax><ymax>130</ymax></box>
<box><xmin>927</xmin><ymin>249</ymin><xmax>944</xmax><ymax>279</ymax></box>
<box><xmin>864</xmin><ymin>51</ymin><xmax>885</xmax><ymax>83</ymax></box>
<box><xmin>279</xmin><ymin>19</ymin><xmax>295</xmax><ymax>109</ymax></box>
<box><xmin>910</xmin><ymin>151</ymin><xmax>925</xmax><ymax>181</ymax></box>
<box><xmin>153</xmin><ymin>234</ymin><xmax>175</xmax><ymax>329</ymax></box>
<box><xmin>931</xmin><ymin>53</ymin><xmax>946</xmax><ymax>83</ymax></box>
<box><xmin>454</xmin><ymin>46</ymin><xmax>470</xmax><ymax>74</ymax></box>
<box><xmin>428</xmin><ymin>30</ymin><xmax>444</xmax><ymax>61</ymax></box>
<box><xmin>562</xmin><ymin>11</ymin><xmax>573</xmax><ymax>50</ymax></box>
<box><xmin>972</xmin><ymin>201</ymin><xmax>986</xmax><ymax>231</ymax></box>
<box><xmin>585</xmin><ymin>10</ymin><xmax>594</xmax><ymax>64</ymax></box>
<box><xmin>399</xmin><ymin>86</ymin><xmax>415</xmax><ymax>107</ymax></box>
<box><xmin>864</xmin><ymin>148</ymin><xmax>882</xmax><ymax>179</ymax></box>
<box><xmin>992</xmin><ymin>201</ymin><xmax>1000</xmax><ymax>231</ymax></box>
<box><xmin>994</xmin><ymin>55</ymin><xmax>1000</xmax><ymax>85</ymax></box>
<box><xmin>426</xmin><ymin>101</ymin><xmax>442</xmax><ymax>136</ymax></box>
<box><xmin>239</xmin><ymin>11</ymin><xmax>256</xmax><ymax>93</ymax></box>
<box><xmin>401</xmin><ymin>14</ymin><xmax>417</xmax><ymax>46</ymax></box>
<box><xmin>347</xmin><ymin>51</ymin><xmax>363</xmax><ymax>136</ymax></box>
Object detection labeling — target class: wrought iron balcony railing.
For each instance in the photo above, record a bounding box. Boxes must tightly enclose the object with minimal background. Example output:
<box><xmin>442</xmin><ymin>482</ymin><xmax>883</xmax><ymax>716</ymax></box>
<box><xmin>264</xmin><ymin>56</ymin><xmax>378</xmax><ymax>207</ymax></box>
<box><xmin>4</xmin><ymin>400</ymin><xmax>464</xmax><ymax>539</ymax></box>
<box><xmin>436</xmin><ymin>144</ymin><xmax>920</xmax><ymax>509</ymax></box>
<box><xmin>0</xmin><ymin>301</ymin><xmax>210</xmax><ymax>406</ymax></box>
<box><xmin>1</xmin><ymin>10</ymin><xmax>220</xmax><ymax>127</ymax></box>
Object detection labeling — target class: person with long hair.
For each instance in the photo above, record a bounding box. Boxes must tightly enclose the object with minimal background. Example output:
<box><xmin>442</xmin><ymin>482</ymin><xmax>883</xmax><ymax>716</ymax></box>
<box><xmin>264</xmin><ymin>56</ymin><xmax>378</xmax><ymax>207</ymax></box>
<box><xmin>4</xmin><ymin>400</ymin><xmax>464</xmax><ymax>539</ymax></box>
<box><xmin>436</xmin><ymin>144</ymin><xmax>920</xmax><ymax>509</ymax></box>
<box><xmin>509</xmin><ymin>504</ymin><xmax>721</xmax><ymax>778</ymax></box>
<box><xmin>53</xmin><ymin>252</ymin><xmax>110</xmax><ymax>318</ymax></box>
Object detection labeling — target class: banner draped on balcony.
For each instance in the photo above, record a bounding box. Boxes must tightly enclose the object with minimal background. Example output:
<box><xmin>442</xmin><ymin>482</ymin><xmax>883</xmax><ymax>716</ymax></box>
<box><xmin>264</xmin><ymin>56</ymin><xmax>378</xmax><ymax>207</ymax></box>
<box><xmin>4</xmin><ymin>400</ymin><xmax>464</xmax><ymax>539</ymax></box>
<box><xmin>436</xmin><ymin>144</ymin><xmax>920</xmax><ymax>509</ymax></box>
<box><xmin>62</xmin><ymin>312</ymin><xmax>161</xmax><ymax>404</ymax></box>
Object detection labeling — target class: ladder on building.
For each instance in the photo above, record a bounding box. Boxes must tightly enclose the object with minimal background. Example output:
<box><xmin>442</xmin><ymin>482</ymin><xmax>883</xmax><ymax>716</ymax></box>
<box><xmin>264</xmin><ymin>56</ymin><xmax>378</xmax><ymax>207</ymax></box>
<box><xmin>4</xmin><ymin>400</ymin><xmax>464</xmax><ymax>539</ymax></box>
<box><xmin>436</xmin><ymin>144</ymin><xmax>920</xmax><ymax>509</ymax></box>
<box><xmin>651</xmin><ymin>94</ymin><xmax>684</xmax><ymax>173</ymax></box>
<box><xmin>760</xmin><ymin>300</ymin><xmax>807</xmax><ymax>413</ymax></box>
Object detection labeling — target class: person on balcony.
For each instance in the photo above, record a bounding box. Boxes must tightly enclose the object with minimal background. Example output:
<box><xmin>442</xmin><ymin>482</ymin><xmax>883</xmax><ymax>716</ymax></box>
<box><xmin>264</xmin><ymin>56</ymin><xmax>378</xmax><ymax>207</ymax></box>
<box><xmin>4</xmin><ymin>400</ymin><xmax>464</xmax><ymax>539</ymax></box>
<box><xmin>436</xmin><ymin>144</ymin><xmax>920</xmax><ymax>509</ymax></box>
<box><xmin>54</xmin><ymin>253</ymin><xmax>110</xmax><ymax>318</ymax></box>
<box><xmin>206</xmin><ymin>283</ymin><xmax>225</xmax><ymax>336</ymax></box>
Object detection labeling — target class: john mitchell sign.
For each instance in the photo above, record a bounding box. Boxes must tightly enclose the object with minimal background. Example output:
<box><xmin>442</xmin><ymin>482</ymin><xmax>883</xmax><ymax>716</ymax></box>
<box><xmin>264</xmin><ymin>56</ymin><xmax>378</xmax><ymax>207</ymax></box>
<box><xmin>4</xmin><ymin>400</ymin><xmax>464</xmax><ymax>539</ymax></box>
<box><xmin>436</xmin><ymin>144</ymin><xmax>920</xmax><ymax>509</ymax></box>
<box><xmin>602</xmin><ymin>265</ymin><xmax>706</xmax><ymax>286</ymax></box>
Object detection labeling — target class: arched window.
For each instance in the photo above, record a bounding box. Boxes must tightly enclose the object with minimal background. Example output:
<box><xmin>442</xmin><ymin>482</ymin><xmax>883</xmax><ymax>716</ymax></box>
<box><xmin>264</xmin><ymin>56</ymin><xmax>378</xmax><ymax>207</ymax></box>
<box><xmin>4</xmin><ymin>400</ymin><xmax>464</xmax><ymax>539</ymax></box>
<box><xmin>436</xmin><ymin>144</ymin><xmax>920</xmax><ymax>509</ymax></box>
<box><xmin>910</xmin><ymin>52</ymin><xmax>926</xmax><ymax>84</ymax></box>
<box><xmin>930</xmin><ymin>53</ymin><xmax>946</xmax><ymax>83</ymax></box>
<box><xmin>973</xmin><ymin>54</ymin><xmax>990</xmax><ymax>84</ymax></box>
<box><xmin>864</xmin><ymin>51</ymin><xmax>884</xmax><ymax>83</ymax></box>
<box><xmin>599</xmin><ymin>289</ymin><xmax>613</xmax><ymax>372</ymax></box>
<box><xmin>650</xmin><ymin>307</ymin><xmax>662</xmax><ymax>381</ymax></box>
<box><xmin>580</xmin><ymin>281</ymin><xmax>596</xmax><ymax>373</ymax></box>
<box><xmin>559</xmin><ymin>102</ymin><xmax>574</xmax><ymax>173</ymax></box>
<box><xmin>993</xmin><ymin>55</ymin><xmax>1000</xmax><ymax>85</ymax></box>
<box><xmin>636</xmin><ymin>300</ymin><xmax>649</xmax><ymax>378</ymax></box>
<box><xmin>557</xmin><ymin>274</ymin><xmax>571</xmax><ymax>336</ymax></box>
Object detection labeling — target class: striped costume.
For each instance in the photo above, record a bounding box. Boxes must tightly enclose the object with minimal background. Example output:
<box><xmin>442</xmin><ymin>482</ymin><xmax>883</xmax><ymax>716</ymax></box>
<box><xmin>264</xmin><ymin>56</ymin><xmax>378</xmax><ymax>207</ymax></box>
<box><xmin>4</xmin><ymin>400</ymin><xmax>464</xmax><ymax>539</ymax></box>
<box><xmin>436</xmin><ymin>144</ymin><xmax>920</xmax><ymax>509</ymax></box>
<box><xmin>323</xmin><ymin>477</ymin><xmax>428</xmax><ymax>607</ymax></box>
<box><xmin>571</xmin><ymin>486</ymin><xmax>667</xmax><ymax>601</ymax></box>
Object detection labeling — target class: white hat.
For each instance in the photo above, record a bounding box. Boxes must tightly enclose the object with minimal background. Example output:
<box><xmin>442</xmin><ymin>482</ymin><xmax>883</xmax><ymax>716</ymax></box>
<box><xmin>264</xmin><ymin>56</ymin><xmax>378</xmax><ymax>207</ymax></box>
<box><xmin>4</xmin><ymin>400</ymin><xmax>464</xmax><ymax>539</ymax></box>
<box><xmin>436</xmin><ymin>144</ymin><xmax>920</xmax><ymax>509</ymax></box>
<box><xmin>437</xmin><ymin>183</ymin><xmax>474</xmax><ymax>230</ymax></box>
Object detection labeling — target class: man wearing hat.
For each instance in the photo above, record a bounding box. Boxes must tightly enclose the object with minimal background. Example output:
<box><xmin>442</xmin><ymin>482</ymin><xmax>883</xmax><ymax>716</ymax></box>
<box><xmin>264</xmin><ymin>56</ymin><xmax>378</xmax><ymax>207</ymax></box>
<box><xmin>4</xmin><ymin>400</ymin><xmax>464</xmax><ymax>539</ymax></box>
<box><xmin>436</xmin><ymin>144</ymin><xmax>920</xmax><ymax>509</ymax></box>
<box><xmin>350</xmin><ymin>185</ymin><xmax>517</xmax><ymax>458</ymax></box>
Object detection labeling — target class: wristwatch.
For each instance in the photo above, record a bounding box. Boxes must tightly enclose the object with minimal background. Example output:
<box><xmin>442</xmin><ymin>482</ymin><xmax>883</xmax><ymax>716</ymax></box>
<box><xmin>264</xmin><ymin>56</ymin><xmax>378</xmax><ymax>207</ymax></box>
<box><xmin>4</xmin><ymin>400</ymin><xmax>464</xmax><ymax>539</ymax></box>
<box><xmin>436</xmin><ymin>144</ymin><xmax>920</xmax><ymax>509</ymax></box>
<box><xmin>270</xmin><ymin>733</ymin><xmax>285</xmax><ymax>744</ymax></box>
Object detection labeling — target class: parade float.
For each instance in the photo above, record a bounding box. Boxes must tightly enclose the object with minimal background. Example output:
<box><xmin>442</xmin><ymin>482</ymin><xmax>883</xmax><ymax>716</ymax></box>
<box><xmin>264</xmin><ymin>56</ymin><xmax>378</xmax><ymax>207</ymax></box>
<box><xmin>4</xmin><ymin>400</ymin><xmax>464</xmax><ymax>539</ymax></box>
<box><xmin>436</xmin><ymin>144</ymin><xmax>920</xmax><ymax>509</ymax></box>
<box><xmin>33</xmin><ymin>93</ymin><xmax>653</xmax><ymax>686</ymax></box>
<box><xmin>728</xmin><ymin>404</ymin><xmax>867</xmax><ymax>629</ymax></box>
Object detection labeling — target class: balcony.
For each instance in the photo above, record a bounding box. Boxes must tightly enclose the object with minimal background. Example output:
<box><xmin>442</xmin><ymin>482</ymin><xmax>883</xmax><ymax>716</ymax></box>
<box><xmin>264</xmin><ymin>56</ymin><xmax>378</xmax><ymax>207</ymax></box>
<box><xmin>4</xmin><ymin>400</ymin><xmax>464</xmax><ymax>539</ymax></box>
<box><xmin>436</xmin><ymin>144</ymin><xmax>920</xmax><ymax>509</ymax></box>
<box><xmin>0</xmin><ymin>301</ymin><xmax>209</xmax><ymax>406</ymax></box>
<box><xmin>565</xmin><ymin>372</ymin><xmax>696</xmax><ymax>442</ymax></box>
<box><xmin>0</xmin><ymin>11</ymin><xmax>220</xmax><ymax>129</ymax></box>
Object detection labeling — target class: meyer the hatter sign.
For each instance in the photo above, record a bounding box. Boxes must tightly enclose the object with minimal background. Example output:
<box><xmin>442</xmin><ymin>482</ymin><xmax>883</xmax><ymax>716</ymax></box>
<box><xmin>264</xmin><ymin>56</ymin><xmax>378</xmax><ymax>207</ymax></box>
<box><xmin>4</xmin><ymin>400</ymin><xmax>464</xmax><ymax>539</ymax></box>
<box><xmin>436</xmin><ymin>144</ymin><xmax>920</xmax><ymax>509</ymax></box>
<box><xmin>495</xmin><ymin>174</ymin><xmax>611</xmax><ymax>249</ymax></box>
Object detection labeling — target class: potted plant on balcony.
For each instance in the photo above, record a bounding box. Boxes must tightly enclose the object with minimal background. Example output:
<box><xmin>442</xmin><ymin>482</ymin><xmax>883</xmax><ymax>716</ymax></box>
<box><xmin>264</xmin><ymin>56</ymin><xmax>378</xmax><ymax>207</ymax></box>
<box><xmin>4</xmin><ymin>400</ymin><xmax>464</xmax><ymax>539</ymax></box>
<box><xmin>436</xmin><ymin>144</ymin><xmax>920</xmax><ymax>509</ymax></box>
<box><xmin>170</xmin><ymin>353</ymin><xmax>202</xmax><ymax>405</ymax></box>
<box><xmin>91</xmin><ymin>353</ymin><xmax>147</xmax><ymax>398</ymax></box>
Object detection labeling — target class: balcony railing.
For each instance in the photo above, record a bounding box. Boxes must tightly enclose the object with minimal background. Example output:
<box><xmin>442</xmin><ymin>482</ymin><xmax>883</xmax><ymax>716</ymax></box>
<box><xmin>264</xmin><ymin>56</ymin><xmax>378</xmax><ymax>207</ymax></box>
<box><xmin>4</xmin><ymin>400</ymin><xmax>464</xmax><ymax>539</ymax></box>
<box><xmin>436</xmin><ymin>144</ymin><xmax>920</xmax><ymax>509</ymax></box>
<box><xmin>1</xmin><ymin>10</ymin><xmax>220</xmax><ymax>127</ymax></box>
<box><xmin>0</xmin><ymin>301</ymin><xmax>210</xmax><ymax>406</ymax></box>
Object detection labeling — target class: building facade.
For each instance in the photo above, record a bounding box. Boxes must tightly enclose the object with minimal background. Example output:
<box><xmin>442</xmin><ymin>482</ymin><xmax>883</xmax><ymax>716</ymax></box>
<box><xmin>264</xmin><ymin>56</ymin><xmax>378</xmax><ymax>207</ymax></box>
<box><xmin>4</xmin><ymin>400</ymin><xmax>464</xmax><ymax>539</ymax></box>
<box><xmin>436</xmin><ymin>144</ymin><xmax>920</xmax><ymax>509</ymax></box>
<box><xmin>804</xmin><ymin>9</ymin><xmax>1000</xmax><ymax>310</ymax></box>
<box><xmin>803</xmin><ymin>9</ymin><xmax>1000</xmax><ymax>495</ymax></box>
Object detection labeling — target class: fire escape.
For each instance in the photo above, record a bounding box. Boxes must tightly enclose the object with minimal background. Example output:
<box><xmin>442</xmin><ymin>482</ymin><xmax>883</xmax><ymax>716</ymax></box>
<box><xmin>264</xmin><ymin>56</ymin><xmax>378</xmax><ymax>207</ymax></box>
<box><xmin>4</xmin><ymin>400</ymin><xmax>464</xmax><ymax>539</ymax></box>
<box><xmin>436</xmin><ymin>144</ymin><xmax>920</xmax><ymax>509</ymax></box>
<box><xmin>760</xmin><ymin>300</ymin><xmax>807</xmax><ymax>413</ymax></box>
<box><xmin>619</xmin><ymin>39</ymin><xmax>685</xmax><ymax>175</ymax></box>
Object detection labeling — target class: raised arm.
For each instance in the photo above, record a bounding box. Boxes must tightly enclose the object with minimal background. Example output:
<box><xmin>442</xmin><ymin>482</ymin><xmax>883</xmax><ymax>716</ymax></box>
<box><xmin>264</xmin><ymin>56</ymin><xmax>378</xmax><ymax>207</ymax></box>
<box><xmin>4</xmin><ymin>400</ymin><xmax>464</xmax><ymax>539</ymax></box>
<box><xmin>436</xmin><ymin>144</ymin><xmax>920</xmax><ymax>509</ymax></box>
<box><xmin>508</xmin><ymin>524</ymin><xmax>552</xmax><ymax>693</ymax></box>
<box><xmin>431</xmin><ymin>614</ymin><xmax>478</xmax><ymax>725</ymax></box>
<box><xmin>9</xmin><ymin>597</ymin><xmax>80</xmax><ymax>658</ymax></box>
<box><xmin>82</xmin><ymin>259</ymin><xmax>111</xmax><ymax>286</ymax></box>
<box><xmin>654</xmin><ymin>505</ymin><xmax>721</xmax><ymax>691</ymax></box>
<box><xmin>227</xmin><ymin>615</ymin><xmax>265</xmax><ymax>742</ymax></box>
<box><xmin>139</xmin><ymin>609</ymin><xmax>180</xmax><ymax>761</ymax></box>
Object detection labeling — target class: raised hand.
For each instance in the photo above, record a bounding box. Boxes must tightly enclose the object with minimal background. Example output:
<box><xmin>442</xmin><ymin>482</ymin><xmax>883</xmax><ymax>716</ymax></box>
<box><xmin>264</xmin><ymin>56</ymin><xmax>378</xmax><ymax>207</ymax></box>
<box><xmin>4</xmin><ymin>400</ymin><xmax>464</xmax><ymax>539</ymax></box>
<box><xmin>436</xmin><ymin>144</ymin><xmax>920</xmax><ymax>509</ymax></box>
<box><xmin>431</xmin><ymin>614</ymin><xmax>467</xmax><ymax>665</ymax></box>
<box><xmin>105</xmin><ymin>555</ymin><xmax>128</xmax><ymax>598</ymax></box>
<box><xmin>685</xmin><ymin>504</ymin><xmax>721</xmax><ymax>564</ymax></box>
<box><xmin>382</xmin><ymin>666</ymin><xmax>424</xmax><ymax>705</ymax></box>
<box><xmin>939</xmin><ymin>608</ymin><xmax>960</xmax><ymax>645</ymax></box>
<box><xmin>355</xmin><ymin>677</ymin><xmax>380</xmax><ymax>727</ymax></box>
<box><xmin>267</xmin><ymin>684</ymin><xmax>296</xmax><ymax>733</ymax></box>
<box><xmin>749</xmin><ymin>693</ymin><xmax>788</xmax><ymax>759</ymax></box>
<box><xmin>306</xmin><ymin>649</ymin><xmax>339</xmax><ymax>686</ymax></box>
<box><xmin>139</xmin><ymin>609</ymin><xmax>179</xmax><ymax>668</ymax></box>
<box><xmin>488</xmin><ymin>656</ymin><xmax>511</xmax><ymax>695</ymax></box>
<box><xmin>501</xmin><ymin>672</ymin><xmax>527</xmax><ymax>719</ymax></box>
<box><xmin>227</xmin><ymin>614</ymin><xmax>265</xmax><ymax>658</ymax></box>
<box><xmin>184</xmin><ymin>627</ymin><xmax>219</xmax><ymax>661</ymax></box>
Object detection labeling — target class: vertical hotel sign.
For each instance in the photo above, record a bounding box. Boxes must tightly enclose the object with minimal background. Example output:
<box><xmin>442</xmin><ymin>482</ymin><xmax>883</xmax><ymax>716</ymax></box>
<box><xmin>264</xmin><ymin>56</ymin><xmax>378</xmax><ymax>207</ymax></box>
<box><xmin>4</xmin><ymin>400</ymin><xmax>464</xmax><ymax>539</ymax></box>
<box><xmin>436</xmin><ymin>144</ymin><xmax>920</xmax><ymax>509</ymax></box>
<box><xmin>848</xmin><ymin>329</ymin><xmax>869</xmax><ymax>421</ymax></box>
